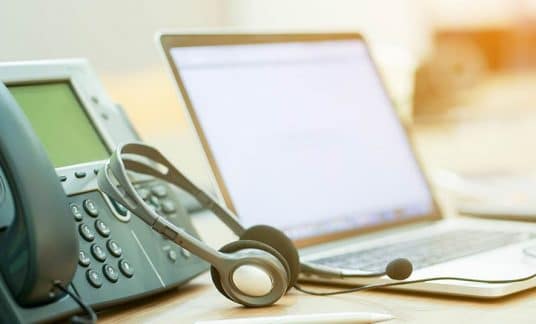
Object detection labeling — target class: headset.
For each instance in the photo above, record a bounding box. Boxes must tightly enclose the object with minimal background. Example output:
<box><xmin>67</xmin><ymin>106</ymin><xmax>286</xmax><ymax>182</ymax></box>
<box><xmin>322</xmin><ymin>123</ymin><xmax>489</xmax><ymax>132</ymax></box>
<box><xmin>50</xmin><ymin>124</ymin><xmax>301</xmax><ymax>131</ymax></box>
<box><xmin>98</xmin><ymin>143</ymin><xmax>536</xmax><ymax>307</ymax></box>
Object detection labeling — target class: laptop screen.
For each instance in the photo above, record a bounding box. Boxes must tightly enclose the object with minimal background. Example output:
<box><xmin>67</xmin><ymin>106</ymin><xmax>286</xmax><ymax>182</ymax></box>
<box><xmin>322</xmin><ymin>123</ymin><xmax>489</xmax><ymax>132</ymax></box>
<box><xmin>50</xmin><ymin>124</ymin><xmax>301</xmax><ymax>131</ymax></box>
<box><xmin>167</xmin><ymin>38</ymin><xmax>436</xmax><ymax>241</ymax></box>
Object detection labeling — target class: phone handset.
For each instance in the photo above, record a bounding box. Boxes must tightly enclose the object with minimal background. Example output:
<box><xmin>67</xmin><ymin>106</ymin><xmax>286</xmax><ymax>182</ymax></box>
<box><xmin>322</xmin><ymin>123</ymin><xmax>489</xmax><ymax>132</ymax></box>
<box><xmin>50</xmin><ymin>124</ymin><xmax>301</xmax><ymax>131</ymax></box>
<box><xmin>0</xmin><ymin>83</ymin><xmax>78</xmax><ymax>306</ymax></box>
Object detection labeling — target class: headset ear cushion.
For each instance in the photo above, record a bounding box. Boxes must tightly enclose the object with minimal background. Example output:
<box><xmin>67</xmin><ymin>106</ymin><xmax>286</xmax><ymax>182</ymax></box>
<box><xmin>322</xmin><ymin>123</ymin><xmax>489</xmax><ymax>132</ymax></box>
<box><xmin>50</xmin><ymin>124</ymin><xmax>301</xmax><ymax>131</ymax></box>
<box><xmin>240</xmin><ymin>225</ymin><xmax>300</xmax><ymax>288</ymax></box>
<box><xmin>210</xmin><ymin>240</ymin><xmax>291</xmax><ymax>301</ymax></box>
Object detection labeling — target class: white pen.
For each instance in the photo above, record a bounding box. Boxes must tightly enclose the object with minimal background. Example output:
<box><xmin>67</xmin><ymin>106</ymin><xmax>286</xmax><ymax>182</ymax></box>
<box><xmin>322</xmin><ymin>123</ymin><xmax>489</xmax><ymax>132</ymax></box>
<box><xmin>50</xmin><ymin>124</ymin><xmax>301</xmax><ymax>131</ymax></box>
<box><xmin>195</xmin><ymin>311</ymin><xmax>394</xmax><ymax>324</ymax></box>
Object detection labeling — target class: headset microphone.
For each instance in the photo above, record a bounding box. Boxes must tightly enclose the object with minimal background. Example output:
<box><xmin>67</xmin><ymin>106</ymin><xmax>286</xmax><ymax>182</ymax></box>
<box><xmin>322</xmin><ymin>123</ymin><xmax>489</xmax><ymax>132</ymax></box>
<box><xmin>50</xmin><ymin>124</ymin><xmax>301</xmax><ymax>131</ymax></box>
<box><xmin>301</xmin><ymin>258</ymin><xmax>413</xmax><ymax>281</ymax></box>
<box><xmin>386</xmin><ymin>258</ymin><xmax>413</xmax><ymax>280</ymax></box>
<box><xmin>97</xmin><ymin>143</ymin><xmax>535</xmax><ymax>307</ymax></box>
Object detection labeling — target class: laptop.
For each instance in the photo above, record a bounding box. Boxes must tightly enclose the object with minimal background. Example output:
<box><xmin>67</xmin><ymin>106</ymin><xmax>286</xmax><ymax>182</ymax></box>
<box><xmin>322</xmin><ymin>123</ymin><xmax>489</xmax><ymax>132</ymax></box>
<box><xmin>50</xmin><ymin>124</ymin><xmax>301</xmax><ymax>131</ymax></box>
<box><xmin>158</xmin><ymin>32</ymin><xmax>536</xmax><ymax>298</ymax></box>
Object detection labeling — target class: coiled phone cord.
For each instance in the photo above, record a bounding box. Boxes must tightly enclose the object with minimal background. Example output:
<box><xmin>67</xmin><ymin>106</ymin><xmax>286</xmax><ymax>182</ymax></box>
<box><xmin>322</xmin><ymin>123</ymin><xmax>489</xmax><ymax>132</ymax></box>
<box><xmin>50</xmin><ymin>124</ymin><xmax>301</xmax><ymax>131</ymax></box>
<box><xmin>54</xmin><ymin>282</ymin><xmax>97</xmax><ymax>324</ymax></box>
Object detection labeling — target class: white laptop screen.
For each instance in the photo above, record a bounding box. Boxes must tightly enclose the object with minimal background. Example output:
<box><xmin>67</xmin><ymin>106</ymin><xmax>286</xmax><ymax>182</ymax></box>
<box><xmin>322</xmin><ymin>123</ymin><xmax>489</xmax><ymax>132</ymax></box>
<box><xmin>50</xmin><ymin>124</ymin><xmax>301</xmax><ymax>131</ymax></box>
<box><xmin>169</xmin><ymin>39</ymin><xmax>435</xmax><ymax>240</ymax></box>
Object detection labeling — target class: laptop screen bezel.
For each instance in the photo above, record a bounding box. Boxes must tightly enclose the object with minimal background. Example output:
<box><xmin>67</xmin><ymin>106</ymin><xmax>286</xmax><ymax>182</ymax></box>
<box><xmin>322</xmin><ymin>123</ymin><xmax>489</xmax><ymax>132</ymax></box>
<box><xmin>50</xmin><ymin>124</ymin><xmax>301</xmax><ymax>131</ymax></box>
<box><xmin>159</xmin><ymin>32</ymin><xmax>443</xmax><ymax>247</ymax></box>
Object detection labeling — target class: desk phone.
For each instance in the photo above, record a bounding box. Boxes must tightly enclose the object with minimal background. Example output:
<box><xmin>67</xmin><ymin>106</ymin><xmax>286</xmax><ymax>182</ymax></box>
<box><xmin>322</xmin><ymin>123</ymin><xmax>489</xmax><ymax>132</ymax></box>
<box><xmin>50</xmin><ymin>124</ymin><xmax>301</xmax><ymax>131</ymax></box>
<box><xmin>0</xmin><ymin>60</ymin><xmax>207</xmax><ymax>323</ymax></box>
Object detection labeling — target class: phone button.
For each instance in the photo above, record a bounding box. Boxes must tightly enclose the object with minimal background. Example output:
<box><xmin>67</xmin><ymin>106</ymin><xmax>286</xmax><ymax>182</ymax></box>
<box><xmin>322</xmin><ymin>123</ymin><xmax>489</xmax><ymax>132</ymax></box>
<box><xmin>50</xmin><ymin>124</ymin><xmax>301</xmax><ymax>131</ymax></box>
<box><xmin>148</xmin><ymin>196</ymin><xmax>161</xmax><ymax>209</ymax></box>
<box><xmin>86</xmin><ymin>269</ymin><xmax>103</xmax><ymax>288</ymax></box>
<box><xmin>95</xmin><ymin>220</ymin><xmax>111</xmax><ymax>237</ymax></box>
<box><xmin>74</xmin><ymin>171</ymin><xmax>87</xmax><ymax>179</ymax></box>
<box><xmin>91</xmin><ymin>244</ymin><xmax>107</xmax><ymax>262</ymax></box>
<box><xmin>79</xmin><ymin>251</ymin><xmax>91</xmax><ymax>267</ymax></box>
<box><xmin>181</xmin><ymin>248</ymin><xmax>192</xmax><ymax>259</ymax></box>
<box><xmin>103</xmin><ymin>264</ymin><xmax>119</xmax><ymax>283</ymax></box>
<box><xmin>110</xmin><ymin>199</ymin><xmax>128</xmax><ymax>217</ymax></box>
<box><xmin>137</xmin><ymin>188</ymin><xmax>150</xmax><ymax>201</ymax></box>
<box><xmin>79</xmin><ymin>224</ymin><xmax>95</xmax><ymax>242</ymax></box>
<box><xmin>83</xmin><ymin>199</ymin><xmax>99</xmax><ymax>217</ymax></box>
<box><xmin>107</xmin><ymin>240</ymin><xmax>122</xmax><ymax>257</ymax></box>
<box><xmin>70</xmin><ymin>204</ymin><xmax>83</xmax><ymax>222</ymax></box>
<box><xmin>161</xmin><ymin>200</ymin><xmax>176</xmax><ymax>214</ymax></box>
<box><xmin>167</xmin><ymin>250</ymin><xmax>177</xmax><ymax>262</ymax></box>
<box><xmin>118</xmin><ymin>259</ymin><xmax>134</xmax><ymax>278</ymax></box>
<box><xmin>151</xmin><ymin>185</ymin><xmax>168</xmax><ymax>198</ymax></box>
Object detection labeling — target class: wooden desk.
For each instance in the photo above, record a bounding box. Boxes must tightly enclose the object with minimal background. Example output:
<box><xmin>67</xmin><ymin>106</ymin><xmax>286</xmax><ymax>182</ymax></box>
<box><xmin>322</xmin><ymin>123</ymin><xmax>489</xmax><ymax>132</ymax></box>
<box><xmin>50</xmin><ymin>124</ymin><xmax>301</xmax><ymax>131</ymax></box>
<box><xmin>99</xmin><ymin>274</ymin><xmax>536</xmax><ymax>323</ymax></box>
<box><xmin>98</xmin><ymin>211</ymin><xmax>536</xmax><ymax>324</ymax></box>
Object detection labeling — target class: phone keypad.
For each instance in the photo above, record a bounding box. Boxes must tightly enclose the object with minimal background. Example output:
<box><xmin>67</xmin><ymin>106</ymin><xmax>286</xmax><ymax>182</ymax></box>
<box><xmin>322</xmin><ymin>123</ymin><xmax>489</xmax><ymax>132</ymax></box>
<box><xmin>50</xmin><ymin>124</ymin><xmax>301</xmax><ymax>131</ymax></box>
<box><xmin>137</xmin><ymin>184</ymin><xmax>177</xmax><ymax>218</ymax></box>
<box><xmin>136</xmin><ymin>183</ymin><xmax>185</xmax><ymax>266</ymax></box>
<box><xmin>75</xmin><ymin>197</ymin><xmax>135</xmax><ymax>289</ymax></box>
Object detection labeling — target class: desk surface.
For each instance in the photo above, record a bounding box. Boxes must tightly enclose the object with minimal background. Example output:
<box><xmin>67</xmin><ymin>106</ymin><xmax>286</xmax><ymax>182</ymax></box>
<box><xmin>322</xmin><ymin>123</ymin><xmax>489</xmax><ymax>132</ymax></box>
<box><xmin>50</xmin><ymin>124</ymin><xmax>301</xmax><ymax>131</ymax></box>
<box><xmin>98</xmin><ymin>212</ymin><xmax>536</xmax><ymax>324</ymax></box>
<box><xmin>99</xmin><ymin>273</ymin><xmax>536</xmax><ymax>323</ymax></box>
<box><xmin>99</xmin><ymin>74</ymin><xmax>536</xmax><ymax>323</ymax></box>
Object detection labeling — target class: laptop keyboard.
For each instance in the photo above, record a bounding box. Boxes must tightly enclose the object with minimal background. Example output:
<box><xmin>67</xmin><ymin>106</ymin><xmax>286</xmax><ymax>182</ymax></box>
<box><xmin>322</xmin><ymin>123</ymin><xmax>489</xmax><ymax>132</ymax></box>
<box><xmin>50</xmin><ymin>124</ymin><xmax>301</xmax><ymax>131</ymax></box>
<box><xmin>310</xmin><ymin>229</ymin><xmax>534</xmax><ymax>273</ymax></box>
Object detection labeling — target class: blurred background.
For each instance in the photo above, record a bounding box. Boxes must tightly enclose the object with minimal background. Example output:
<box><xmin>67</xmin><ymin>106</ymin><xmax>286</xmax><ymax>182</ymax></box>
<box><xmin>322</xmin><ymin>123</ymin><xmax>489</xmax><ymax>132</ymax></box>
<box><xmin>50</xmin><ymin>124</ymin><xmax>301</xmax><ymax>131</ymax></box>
<box><xmin>2</xmin><ymin>0</ymin><xmax>536</xmax><ymax>191</ymax></box>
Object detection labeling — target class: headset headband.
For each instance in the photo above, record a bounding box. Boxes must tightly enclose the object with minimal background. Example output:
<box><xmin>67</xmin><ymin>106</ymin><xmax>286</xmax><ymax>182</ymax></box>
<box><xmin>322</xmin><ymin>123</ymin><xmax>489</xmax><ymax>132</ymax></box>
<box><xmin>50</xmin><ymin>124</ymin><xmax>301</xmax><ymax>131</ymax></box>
<box><xmin>100</xmin><ymin>142</ymin><xmax>245</xmax><ymax>235</ymax></box>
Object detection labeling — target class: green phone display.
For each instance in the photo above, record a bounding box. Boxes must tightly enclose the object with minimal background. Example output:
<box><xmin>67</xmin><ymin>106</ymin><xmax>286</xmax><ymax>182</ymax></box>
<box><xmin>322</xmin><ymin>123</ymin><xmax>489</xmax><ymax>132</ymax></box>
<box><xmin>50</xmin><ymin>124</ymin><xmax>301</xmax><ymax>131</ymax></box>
<box><xmin>9</xmin><ymin>82</ymin><xmax>109</xmax><ymax>167</ymax></box>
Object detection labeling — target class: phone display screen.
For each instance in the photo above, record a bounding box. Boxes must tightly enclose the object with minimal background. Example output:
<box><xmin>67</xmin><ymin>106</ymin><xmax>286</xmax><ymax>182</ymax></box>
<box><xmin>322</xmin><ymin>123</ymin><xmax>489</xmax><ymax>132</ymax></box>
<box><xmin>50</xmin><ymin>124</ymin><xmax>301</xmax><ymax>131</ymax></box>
<box><xmin>8</xmin><ymin>82</ymin><xmax>109</xmax><ymax>167</ymax></box>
